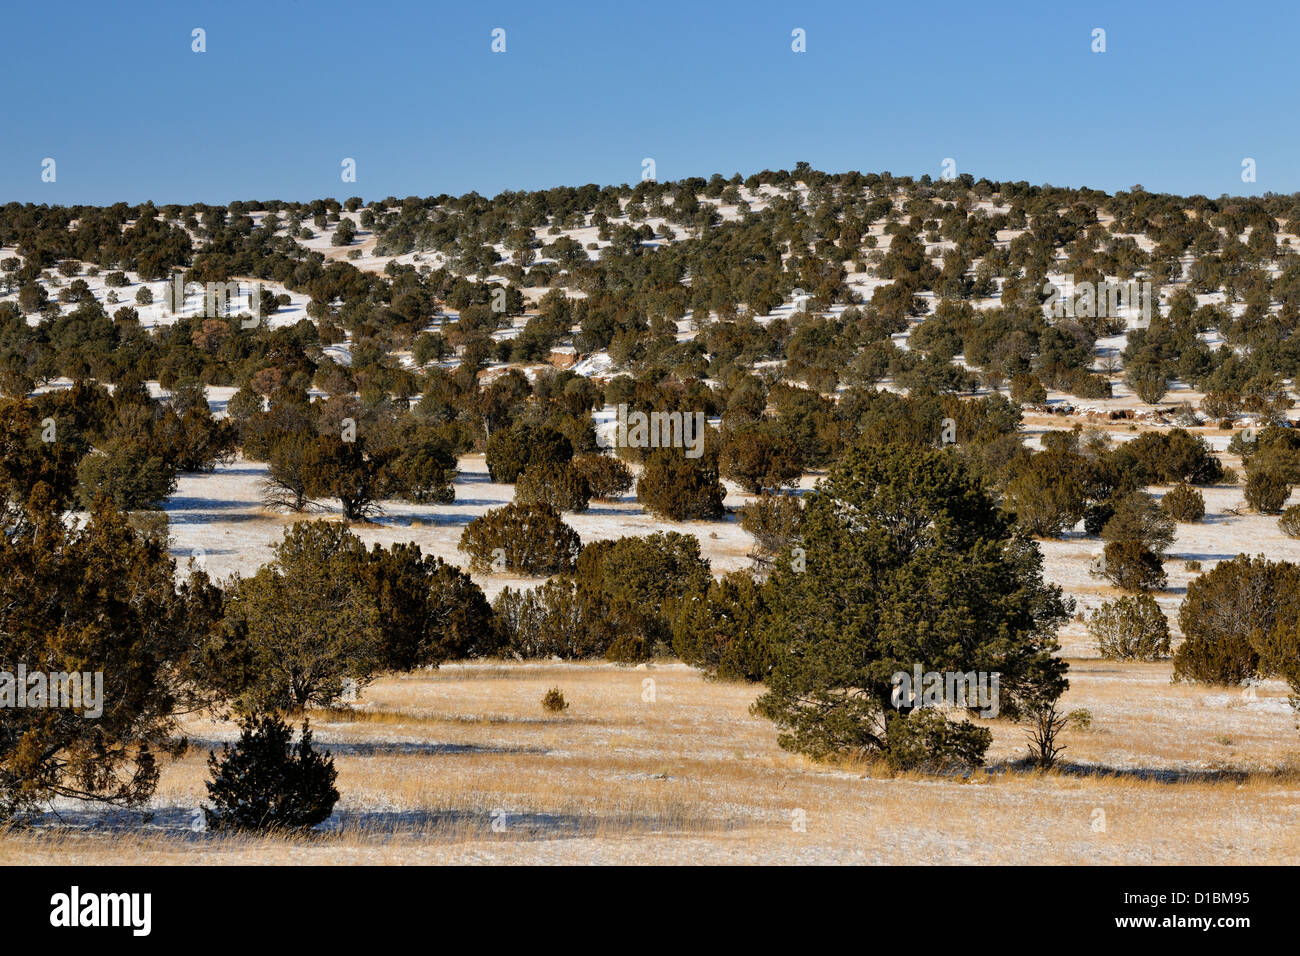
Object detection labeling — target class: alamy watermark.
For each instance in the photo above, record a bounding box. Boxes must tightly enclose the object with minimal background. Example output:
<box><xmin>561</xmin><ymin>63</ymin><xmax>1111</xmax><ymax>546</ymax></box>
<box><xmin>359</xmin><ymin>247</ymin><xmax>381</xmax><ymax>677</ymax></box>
<box><xmin>1042</xmin><ymin>274</ymin><xmax>1152</xmax><ymax>325</ymax></box>
<box><xmin>0</xmin><ymin>665</ymin><xmax>103</xmax><ymax>719</ymax></box>
<box><xmin>163</xmin><ymin>275</ymin><xmax>265</xmax><ymax>327</ymax></box>
<box><xmin>890</xmin><ymin>665</ymin><xmax>1000</xmax><ymax>718</ymax></box>
<box><xmin>609</xmin><ymin>403</ymin><xmax>705</xmax><ymax>458</ymax></box>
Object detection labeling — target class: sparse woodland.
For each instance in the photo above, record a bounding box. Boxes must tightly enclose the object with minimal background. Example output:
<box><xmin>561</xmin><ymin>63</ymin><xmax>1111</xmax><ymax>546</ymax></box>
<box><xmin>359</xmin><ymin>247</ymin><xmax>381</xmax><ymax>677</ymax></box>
<box><xmin>3</xmin><ymin>164</ymin><xmax>1300</xmax><ymax>824</ymax></box>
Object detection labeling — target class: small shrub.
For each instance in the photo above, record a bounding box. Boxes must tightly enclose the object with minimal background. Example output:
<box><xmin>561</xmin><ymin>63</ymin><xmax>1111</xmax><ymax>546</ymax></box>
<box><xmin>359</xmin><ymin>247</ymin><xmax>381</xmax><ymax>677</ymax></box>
<box><xmin>1024</xmin><ymin>700</ymin><xmax>1072</xmax><ymax>769</ymax></box>
<box><xmin>1245</xmin><ymin>469</ymin><xmax>1290</xmax><ymax>513</ymax></box>
<box><xmin>541</xmin><ymin>688</ymin><xmax>569</xmax><ymax>712</ymax></box>
<box><xmin>459</xmin><ymin>503</ymin><xmax>582</xmax><ymax>575</ymax></box>
<box><xmin>1185</xmin><ymin>560</ymin><xmax>1202</xmax><ymax>572</ymax></box>
<box><xmin>1160</xmin><ymin>483</ymin><xmax>1205</xmax><ymax>522</ymax></box>
<box><xmin>739</xmin><ymin>492</ymin><xmax>803</xmax><ymax>566</ymax></box>
<box><xmin>1278</xmin><ymin>505</ymin><xmax>1300</xmax><ymax>539</ymax></box>
<box><xmin>1010</xmin><ymin>373</ymin><xmax>1048</xmax><ymax>406</ymax></box>
<box><xmin>515</xmin><ymin>460</ymin><xmax>591</xmax><ymax>512</ymax></box>
<box><xmin>204</xmin><ymin>714</ymin><xmax>339</xmax><ymax>833</ymax></box>
<box><xmin>571</xmin><ymin>453</ymin><xmax>633</xmax><ymax>500</ymax></box>
<box><xmin>1094</xmin><ymin>540</ymin><xmax>1167</xmax><ymax>592</ymax></box>
<box><xmin>1087</xmin><ymin>594</ymin><xmax>1171</xmax><ymax>660</ymax></box>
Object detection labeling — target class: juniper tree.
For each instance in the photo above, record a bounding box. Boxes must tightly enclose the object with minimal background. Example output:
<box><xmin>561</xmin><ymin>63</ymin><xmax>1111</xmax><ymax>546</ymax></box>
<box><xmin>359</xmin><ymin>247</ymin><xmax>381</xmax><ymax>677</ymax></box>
<box><xmin>75</xmin><ymin>439</ymin><xmax>178</xmax><ymax>510</ymax></box>
<box><xmin>636</xmin><ymin>449</ymin><xmax>726</xmax><ymax>521</ymax></box>
<box><xmin>1172</xmin><ymin>554</ymin><xmax>1300</xmax><ymax>684</ymax></box>
<box><xmin>753</xmin><ymin>443</ymin><xmax>1071</xmax><ymax>763</ymax></box>
<box><xmin>571</xmin><ymin>453</ymin><xmax>633</xmax><ymax>500</ymax></box>
<box><xmin>573</xmin><ymin>531</ymin><xmax>712</xmax><ymax>660</ymax></box>
<box><xmin>459</xmin><ymin>503</ymin><xmax>582</xmax><ymax>575</ymax></box>
<box><xmin>261</xmin><ymin>431</ymin><xmax>317</xmax><ymax>512</ymax></box>
<box><xmin>1101</xmin><ymin>491</ymin><xmax>1176</xmax><ymax>555</ymax></box>
<box><xmin>353</xmin><ymin>541</ymin><xmax>497</xmax><ymax>669</ymax></box>
<box><xmin>1160</xmin><ymin>483</ymin><xmax>1205</xmax><ymax>522</ymax></box>
<box><xmin>672</xmin><ymin>571</ymin><xmax>772</xmax><ymax>681</ymax></box>
<box><xmin>0</xmin><ymin>499</ymin><xmax>221</xmax><ymax>818</ymax></box>
<box><xmin>1088</xmin><ymin>594</ymin><xmax>1171</xmax><ymax>661</ymax></box>
<box><xmin>214</xmin><ymin>521</ymin><xmax>381</xmax><ymax>711</ymax></box>
<box><xmin>484</xmin><ymin>422</ymin><xmax>572</xmax><ymax>483</ymax></box>
<box><xmin>719</xmin><ymin>421</ymin><xmax>804</xmax><ymax>494</ymax></box>
<box><xmin>739</xmin><ymin>492</ymin><xmax>803</xmax><ymax>569</ymax></box>
<box><xmin>383</xmin><ymin>439</ymin><xmax>457</xmax><ymax>504</ymax></box>
<box><xmin>303</xmin><ymin>435</ymin><xmax>391</xmax><ymax>522</ymax></box>
<box><xmin>515</xmin><ymin>460</ymin><xmax>591</xmax><ymax>513</ymax></box>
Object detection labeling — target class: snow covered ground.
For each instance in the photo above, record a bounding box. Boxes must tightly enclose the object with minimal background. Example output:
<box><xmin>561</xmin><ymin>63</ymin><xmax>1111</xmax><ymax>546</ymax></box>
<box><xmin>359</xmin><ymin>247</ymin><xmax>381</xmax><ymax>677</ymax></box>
<box><xmin>165</xmin><ymin>451</ymin><xmax>758</xmax><ymax>599</ymax></box>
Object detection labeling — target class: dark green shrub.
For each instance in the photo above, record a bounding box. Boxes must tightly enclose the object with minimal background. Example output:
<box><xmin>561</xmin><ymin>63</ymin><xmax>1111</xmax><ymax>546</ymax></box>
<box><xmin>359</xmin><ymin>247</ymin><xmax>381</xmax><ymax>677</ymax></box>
<box><xmin>672</xmin><ymin>571</ymin><xmax>772</xmax><ymax>681</ymax></box>
<box><xmin>1101</xmin><ymin>492</ymin><xmax>1175</xmax><ymax>554</ymax></box>
<box><xmin>515</xmin><ymin>460</ymin><xmax>591</xmax><ymax>512</ymax></box>
<box><xmin>459</xmin><ymin>503</ymin><xmax>581</xmax><ymax>575</ymax></box>
<box><xmin>1172</xmin><ymin>553</ymin><xmax>1300</xmax><ymax>683</ymax></box>
<box><xmin>573</xmin><ymin>531</ymin><xmax>712</xmax><ymax>661</ymax></box>
<box><xmin>1111</xmin><ymin>428</ymin><xmax>1223</xmax><ymax>485</ymax></box>
<box><xmin>1245</xmin><ymin>469</ymin><xmax>1290</xmax><ymax>513</ymax></box>
<box><xmin>1010</xmin><ymin>374</ymin><xmax>1047</xmax><ymax>406</ymax></box>
<box><xmin>1172</xmin><ymin>635</ymin><xmax>1259</xmax><ymax>685</ymax></box>
<box><xmin>485</xmin><ymin>423</ymin><xmax>572</xmax><ymax>483</ymax></box>
<box><xmin>1087</xmin><ymin>594</ymin><xmax>1171</xmax><ymax>660</ymax></box>
<box><xmin>1003</xmin><ymin>456</ymin><xmax>1087</xmax><ymax>537</ymax></box>
<box><xmin>1095</xmin><ymin>540</ymin><xmax>1166</xmax><ymax>592</ymax></box>
<box><xmin>76</xmin><ymin>440</ymin><xmax>178</xmax><ymax>510</ymax></box>
<box><xmin>384</xmin><ymin>440</ymin><xmax>457</xmax><ymax>504</ymax></box>
<box><xmin>719</xmin><ymin>422</ymin><xmax>803</xmax><ymax>493</ymax></box>
<box><xmin>571</xmin><ymin>453</ymin><xmax>633</xmax><ymax>500</ymax></box>
<box><xmin>356</xmin><ymin>542</ymin><xmax>498</xmax><ymax>669</ymax></box>
<box><xmin>204</xmin><ymin>715</ymin><xmax>339</xmax><ymax>833</ymax></box>
<box><xmin>636</xmin><ymin>449</ymin><xmax>726</xmax><ymax>521</ymax></box>
<box><xmin>1160</xmin><ymin>483</ymin><xmax>1205</xmax><ymax>522</ymax></box>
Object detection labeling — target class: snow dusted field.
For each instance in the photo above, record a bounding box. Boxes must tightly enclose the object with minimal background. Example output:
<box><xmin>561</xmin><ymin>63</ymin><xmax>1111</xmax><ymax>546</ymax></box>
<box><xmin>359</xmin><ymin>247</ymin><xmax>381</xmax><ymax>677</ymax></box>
<box><xmin>6</xmin><ymin>656</ymin><xmax>1297</xmax><ymax>865</ymax></box>
<box><xmin>165</xmin><ymin>451</ymin><xmax>760</xmax><ymax>600</ymax></box>
<box><xmin>0</xmin><ymin>417</ymin><xmax>1272</xmax><ymax>865</ymax></box>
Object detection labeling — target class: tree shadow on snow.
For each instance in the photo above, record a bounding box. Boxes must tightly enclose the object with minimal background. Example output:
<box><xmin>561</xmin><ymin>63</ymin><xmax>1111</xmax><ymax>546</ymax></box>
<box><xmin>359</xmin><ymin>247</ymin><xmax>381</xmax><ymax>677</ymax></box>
<box><xmin>991</xmin><ymin>758</ymin><xmax>1249</xmax><ymax>785</ymax></box>
<box><xmin>14</xmin><ymin>804</ymin><xmax>737</xmax><ymax>844</ymax></box>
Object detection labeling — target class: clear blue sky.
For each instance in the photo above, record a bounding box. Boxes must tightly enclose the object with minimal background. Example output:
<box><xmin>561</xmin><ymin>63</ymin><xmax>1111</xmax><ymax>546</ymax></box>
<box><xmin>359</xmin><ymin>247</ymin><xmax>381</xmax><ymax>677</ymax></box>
<box><xmin>4</xmin><ymin>0</ymin><xmax>1296</xmax><ymax>205</ymax></box>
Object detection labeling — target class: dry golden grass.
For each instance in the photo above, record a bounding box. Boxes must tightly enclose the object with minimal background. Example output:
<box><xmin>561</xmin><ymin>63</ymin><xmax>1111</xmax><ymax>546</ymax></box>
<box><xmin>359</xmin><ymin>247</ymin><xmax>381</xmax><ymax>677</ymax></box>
<box><xmin>2</xmin><ymin>659</ymin><xmax>1297</xmax><ymax>864</ymax></box>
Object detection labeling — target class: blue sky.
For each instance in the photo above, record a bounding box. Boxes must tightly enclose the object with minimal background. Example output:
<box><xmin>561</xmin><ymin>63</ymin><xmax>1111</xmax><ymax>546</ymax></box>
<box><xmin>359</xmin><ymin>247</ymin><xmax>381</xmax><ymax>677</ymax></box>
<box><xmin>3</xmin><ymin>0</ymin><xmax>1296</xmax><ymax>205</ymax></box>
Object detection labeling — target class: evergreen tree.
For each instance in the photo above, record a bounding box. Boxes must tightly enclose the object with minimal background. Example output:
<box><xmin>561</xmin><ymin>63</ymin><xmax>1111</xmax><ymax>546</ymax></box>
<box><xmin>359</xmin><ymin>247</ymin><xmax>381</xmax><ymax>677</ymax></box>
<box><xmin>214</xmin><ymin>522</ymin><xmax>381</xmax><ymax>710</ymax></box>
<box><xmin>636</xmin><ymin>449</ymin><xmax>726</xmax><ymax>521</ymax></box>
<box><xmin>204</xmin><ymin>714</ymin><xmax>338</xmax><ymax>833</ymax></box>
<box><xmin>753</xmin><ymin>443</ymin><xmax>1071</xmax><ymax>762</ymax></box>
<box><xmin>459</xmin><ymin>503</ymin><xmax>581</xmax><ymax>575</ymax></box>
<box><xmin>0</xmin><ymin>500</ymin><xmax>221</xmax><ymax>817</ymax></box>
